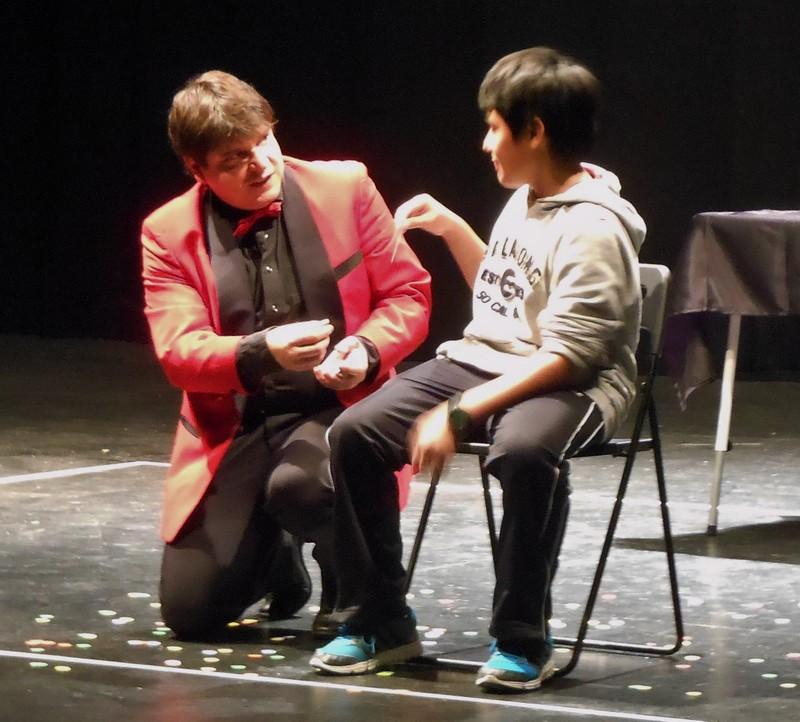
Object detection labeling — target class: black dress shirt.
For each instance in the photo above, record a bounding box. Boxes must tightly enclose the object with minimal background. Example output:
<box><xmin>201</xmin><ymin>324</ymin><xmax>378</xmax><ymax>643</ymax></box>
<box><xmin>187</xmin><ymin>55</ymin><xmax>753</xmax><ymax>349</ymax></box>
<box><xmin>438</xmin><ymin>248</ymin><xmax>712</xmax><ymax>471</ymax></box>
<box><xmin>206</xmin><ymin>192</ymin><xmax>340</xmax><ymax>422</ymax></box>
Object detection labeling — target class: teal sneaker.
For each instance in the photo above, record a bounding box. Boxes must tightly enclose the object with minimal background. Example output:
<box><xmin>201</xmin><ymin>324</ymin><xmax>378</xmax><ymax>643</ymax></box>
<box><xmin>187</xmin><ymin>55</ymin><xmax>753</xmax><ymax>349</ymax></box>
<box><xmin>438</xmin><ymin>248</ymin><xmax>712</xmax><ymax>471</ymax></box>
<box><xmin>309</xmin><ymin>609</ymin><xmax>422</xmax><ymax>675</ymax></box>
<box><xmin>309</xmin><ymin>633</ymin><xmax>378</xmax><ymax>674</ymax></box>
<box><xmin>476</xmin><ymin>646</ymin><xmax>555</xmax><ymax>691</ymax></box>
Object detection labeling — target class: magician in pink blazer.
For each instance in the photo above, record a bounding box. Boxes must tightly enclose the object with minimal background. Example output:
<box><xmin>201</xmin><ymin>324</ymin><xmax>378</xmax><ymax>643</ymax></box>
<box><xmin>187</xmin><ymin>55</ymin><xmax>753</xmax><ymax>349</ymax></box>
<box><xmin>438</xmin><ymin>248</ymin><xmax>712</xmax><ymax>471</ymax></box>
<box><xmin>142</xmin><ymin>156</ymin><xmax>431</xmax><ymax>543</ymax></box>
<box><xmin>140</xmin><ymin>71</ymin><xmax>430</xmax><ymax>641</ymax></box>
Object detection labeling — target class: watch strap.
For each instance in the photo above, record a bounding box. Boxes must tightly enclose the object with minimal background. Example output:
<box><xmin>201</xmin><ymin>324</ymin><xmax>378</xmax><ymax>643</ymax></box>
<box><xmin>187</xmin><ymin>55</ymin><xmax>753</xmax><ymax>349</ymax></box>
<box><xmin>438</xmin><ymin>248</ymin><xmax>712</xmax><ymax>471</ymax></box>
<box><xmin>447</xmin><ymin>392</ymin><xmax>472</xmax><ymax>443</ymax></box>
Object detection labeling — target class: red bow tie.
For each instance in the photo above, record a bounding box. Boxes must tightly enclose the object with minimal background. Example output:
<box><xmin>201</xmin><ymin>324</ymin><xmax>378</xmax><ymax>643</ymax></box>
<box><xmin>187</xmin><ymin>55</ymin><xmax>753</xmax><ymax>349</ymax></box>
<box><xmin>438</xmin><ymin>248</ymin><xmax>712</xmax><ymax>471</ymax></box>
<box><xmin>233</xmin><ymin>200</ymin><xmax>283</xmax><ymax>238</ymax></box>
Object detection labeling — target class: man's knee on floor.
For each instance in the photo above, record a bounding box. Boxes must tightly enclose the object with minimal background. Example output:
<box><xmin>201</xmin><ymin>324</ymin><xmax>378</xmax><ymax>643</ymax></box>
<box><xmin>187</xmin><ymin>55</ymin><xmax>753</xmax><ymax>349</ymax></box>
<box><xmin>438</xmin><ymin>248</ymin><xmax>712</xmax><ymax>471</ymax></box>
<box><xmin>160</xmin><ymin>588</ymin><xmax>231</xmax><ymax>641</ymax></box>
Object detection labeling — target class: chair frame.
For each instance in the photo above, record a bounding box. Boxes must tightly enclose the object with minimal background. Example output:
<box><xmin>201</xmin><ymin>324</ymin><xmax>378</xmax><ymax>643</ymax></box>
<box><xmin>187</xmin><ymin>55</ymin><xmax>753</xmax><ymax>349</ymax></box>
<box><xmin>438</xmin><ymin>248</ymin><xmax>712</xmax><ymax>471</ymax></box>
<box><xmin>403</xmin><ymin>264</ymin><xmax>684</xmax><ymax>677</ymax></box>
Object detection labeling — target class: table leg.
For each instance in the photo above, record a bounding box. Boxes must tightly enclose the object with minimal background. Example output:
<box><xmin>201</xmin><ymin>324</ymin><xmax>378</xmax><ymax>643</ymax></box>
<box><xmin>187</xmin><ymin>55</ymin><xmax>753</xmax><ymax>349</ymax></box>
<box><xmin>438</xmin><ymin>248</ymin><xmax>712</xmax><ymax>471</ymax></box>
<box><xmin>707</xmin><ymin>313</ymin><xmax>741</xmax><ymax>536</ymax></box>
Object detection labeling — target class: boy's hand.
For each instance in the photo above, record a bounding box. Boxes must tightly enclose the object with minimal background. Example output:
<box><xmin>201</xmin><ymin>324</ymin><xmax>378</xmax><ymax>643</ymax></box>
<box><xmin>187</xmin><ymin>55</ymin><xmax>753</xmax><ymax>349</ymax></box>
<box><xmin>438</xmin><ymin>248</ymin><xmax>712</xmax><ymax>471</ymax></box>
<box><xmin>408</xmin><ymin>402</ymin><xmax>455</xmax><ymax>477</ymax></box>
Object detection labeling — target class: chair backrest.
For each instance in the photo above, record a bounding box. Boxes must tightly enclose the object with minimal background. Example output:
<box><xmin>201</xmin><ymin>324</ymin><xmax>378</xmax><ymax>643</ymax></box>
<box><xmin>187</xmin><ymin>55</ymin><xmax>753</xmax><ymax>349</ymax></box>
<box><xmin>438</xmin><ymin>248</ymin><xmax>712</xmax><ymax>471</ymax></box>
<box><xmin>638</xmin><ymin>264</ymin><xmax>671</xmax><ymax>358</ymax></box>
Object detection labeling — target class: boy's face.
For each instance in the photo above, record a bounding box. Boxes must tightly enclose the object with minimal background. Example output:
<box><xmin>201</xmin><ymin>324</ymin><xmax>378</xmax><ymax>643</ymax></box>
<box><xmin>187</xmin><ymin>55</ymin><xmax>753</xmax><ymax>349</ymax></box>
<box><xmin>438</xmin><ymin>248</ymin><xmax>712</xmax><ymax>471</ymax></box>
<box><xmin>185</xmin><ymin>126</ymin><xmax>285</xmax><ymax>210</ymax></box>
<box><xmin>482</xmin><ymin>110</ymin><xmax>536</xmax><ymax>189</ymax></box>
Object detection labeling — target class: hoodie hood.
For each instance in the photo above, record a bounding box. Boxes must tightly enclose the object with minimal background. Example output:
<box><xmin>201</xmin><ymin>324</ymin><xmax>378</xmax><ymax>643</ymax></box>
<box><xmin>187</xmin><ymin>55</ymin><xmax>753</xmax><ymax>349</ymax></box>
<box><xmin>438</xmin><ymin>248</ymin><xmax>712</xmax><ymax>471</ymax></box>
<box><xmin>533</xmin><ymin>162</ymin><xmax>646</xmax><ymax>252</ymax></box>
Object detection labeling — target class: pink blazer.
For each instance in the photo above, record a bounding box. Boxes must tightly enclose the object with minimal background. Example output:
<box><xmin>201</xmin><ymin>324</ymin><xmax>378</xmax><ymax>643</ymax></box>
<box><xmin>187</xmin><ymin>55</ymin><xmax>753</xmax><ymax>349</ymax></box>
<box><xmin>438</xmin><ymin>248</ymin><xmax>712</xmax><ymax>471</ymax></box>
<box><xmin>141</xmin><ymin>157</ymin><xmax>431</xmax><ymax>541</ymax></box>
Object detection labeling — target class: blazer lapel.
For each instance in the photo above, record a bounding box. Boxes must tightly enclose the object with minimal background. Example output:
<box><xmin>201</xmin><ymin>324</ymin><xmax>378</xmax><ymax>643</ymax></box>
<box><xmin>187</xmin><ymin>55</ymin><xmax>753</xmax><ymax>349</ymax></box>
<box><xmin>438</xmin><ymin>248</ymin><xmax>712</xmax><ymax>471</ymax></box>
<box><xmin>282</xmin><ymin>167</ymin><xmax>345</xmax><ymax>344</ymax></box>
<box><xmin>204</xmin><ymin>194</ymin><xmax>257</xmax><ymax>336</ymax></box>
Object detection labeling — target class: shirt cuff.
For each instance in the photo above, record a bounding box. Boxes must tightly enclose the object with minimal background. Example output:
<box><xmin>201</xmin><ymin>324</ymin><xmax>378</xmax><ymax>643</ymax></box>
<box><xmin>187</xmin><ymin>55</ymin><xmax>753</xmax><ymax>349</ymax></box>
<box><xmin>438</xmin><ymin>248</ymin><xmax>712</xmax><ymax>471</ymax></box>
<box><xmin>236</xmin><ymin>330</ymin><xmax>282</xmax><ymax>392</ymax></box>
<box><xmin>356</xmin><ymin>335</ymin><xmax>381</xmax><ymax>384</ymax></box>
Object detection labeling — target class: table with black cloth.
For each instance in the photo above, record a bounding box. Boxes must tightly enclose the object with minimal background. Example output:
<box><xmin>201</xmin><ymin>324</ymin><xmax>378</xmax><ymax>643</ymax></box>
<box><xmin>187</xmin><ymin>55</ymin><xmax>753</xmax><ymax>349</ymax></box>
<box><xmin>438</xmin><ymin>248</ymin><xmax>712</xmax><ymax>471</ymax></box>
<box><xmin>662</xmin><ymin>210</ymin><xmax>800</xmax><ymax>534</ymax></box>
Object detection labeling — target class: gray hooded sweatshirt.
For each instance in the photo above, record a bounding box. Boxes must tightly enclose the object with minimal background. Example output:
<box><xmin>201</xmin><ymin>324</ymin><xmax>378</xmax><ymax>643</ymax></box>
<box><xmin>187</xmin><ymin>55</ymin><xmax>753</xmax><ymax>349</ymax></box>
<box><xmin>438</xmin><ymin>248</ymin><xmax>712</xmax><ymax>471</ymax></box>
<box><xmin>436</xmin><ymin>164</ymin><xmax>646</xmax><ymax>438</ymax></box>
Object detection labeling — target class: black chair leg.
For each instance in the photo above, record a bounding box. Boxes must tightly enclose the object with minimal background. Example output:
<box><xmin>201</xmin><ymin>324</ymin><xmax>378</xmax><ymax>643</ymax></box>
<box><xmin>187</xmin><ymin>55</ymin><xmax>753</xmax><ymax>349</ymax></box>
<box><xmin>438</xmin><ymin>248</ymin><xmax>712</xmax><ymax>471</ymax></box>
<box><xmin>404</xmin><ymin>467</ymin><xmax>442</xmax><ymax>596</ymax></box>
<box><xmin>405</xmin><ymin>461</ymin><xmax>498</xmax><ymax>594</ymax></box>
<box><xmin>650</xmin><ymin>400</ymin><xmax>685</xmax><ymax>654</ymax></box>
<box><xmin>552</xmin><ymin>449</ymin><xmax>638</xmax><ymax>676</ymax></box>
<box><xmin>553</xmin><ymin>395</ymin><xmax>683</xmax><ymax>676</ymax></box>
<box><xmin>478</xmin><ymin>457</ymin><xmax>499</xmax><ymax>573</ymax></box>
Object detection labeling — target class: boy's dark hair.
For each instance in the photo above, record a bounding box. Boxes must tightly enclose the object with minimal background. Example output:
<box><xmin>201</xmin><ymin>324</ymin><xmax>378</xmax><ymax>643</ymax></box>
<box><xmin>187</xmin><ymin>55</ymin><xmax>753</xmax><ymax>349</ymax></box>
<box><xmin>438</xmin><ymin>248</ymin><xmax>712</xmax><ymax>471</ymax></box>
<box><xmin>168</xmin><ymin>70</ymin><xmax>276</xmax><ymax>166</ymax></box>
<box><xmin>478</xmin><ymin>47</ymin><xmax>600</xmax><ymax>162</ymax></box>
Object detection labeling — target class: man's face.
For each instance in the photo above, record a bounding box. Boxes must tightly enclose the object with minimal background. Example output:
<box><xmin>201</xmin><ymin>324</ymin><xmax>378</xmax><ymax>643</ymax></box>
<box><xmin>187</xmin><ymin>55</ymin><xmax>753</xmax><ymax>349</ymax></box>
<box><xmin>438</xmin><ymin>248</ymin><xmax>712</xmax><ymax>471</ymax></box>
<box><xmin>186</xmin><ymin>127</ymin><xmax>285</xmax><ymax>210</ymax></box>
<box><xmin>482</xmin><ymin>110</ymin><xmax>536</xmax><ymax>189</ymax></box>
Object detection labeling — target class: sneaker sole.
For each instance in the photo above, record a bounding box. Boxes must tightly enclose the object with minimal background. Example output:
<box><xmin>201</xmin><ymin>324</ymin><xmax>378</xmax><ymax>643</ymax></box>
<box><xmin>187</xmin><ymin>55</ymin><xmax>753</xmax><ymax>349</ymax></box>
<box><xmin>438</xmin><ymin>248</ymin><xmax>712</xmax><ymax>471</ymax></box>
<box><xmin>310</xmin><ymin>639</ymin><xmax>423</xmax><ymax>676</ymax></box>
<box><xmin>475</xmin><ymin>658</ymin><xmax>556</xmax><ymax>692</ymax></box>
<box><xmin>309</xmin><ymin>654</ymin><xmax>379</xmax><ymax>675</ymax></box>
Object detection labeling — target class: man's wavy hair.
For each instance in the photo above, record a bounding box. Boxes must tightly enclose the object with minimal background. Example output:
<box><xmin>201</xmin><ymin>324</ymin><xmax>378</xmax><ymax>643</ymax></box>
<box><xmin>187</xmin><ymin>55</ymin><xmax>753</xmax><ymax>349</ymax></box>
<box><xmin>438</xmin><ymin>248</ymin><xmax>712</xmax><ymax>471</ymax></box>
<box><xmin>168</xmin><ymin>70</ymin><xmax>276</xmax><ymax>166</ymax></box>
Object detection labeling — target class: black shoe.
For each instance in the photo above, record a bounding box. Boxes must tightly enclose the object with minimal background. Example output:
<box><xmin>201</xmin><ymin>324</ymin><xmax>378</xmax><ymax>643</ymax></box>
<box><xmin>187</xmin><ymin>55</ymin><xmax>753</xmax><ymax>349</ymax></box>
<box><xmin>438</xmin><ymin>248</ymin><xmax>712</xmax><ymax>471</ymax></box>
<box><xmin>311</xmin><ymin>605</ymin><xmax>340</xmax><ymax>638</ymax></box>
<box><xmin>311</xmin><ymin>549</ymin><xmax>340</xmax><ymax>636</ymax></box>
<box><xmin>264</xmin><ymin>534</ymin><xmax>312</xmax><ymax>620</ymax></box>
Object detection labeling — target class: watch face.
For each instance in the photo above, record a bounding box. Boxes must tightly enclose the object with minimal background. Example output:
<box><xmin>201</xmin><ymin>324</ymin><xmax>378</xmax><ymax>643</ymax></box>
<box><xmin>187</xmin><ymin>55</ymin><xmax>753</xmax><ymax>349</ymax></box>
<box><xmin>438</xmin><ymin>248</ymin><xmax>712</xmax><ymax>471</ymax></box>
<box><xmin>448</xmin><ymin>406</ymin><xmax>472</xmax><ymax>440</ymax></box>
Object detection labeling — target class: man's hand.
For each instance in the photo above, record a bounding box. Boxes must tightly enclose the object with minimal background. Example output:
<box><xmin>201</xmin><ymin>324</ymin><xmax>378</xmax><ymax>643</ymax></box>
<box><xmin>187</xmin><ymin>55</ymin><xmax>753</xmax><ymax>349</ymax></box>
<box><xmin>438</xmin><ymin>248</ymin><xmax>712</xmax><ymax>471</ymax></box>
<box><xmin>408</xmin><ymin>401</ymin><xmax>455</xmax><ymax>477</ymax></box>
<box><xmin>314</xmin><ymin>336</ymin><xmax>369</xmax><ymax>390</ymax></box>
<box><xmin>266</xmin><ymin>319</ymin><xmax>334</xmax><ymax>371</ymax></box>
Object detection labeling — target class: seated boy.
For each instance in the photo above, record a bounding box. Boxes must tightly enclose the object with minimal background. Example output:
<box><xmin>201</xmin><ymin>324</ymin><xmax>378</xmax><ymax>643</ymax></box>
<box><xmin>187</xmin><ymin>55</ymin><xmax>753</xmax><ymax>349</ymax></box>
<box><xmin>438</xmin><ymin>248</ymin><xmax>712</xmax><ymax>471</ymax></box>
<box><xmin>310</xmin><ymin>46</ymin><xmax>645</xmax><ymax>692</ymax></box>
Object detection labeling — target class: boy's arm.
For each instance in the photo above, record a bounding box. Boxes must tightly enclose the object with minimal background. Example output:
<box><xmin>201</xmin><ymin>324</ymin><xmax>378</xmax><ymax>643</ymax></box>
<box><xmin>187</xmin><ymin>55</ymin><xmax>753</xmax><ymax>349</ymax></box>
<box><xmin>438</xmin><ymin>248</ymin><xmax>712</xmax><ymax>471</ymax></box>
<box><xmin>395</xmin><ymin>194</ymin><xmax>486</xmax><ymax>289</ymax></box>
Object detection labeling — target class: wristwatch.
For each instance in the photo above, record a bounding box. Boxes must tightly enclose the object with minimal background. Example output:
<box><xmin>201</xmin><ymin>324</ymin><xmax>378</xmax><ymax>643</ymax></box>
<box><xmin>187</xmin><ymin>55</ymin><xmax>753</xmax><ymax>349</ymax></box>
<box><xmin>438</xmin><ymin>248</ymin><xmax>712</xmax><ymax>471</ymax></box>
<box><xmin>447</xmin><ymin>392</ymin><xmax>473</xmax><ymax>443</ymax></box>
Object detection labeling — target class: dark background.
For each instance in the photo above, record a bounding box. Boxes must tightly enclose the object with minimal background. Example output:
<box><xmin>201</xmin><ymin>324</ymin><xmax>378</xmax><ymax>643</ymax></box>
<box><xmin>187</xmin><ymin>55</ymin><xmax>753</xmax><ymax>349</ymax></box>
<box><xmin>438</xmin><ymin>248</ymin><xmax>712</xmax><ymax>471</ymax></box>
<box><xmin>3</xmin><ymin>0</ymin><xmax>799</xmax><ymax>371</ymax></box>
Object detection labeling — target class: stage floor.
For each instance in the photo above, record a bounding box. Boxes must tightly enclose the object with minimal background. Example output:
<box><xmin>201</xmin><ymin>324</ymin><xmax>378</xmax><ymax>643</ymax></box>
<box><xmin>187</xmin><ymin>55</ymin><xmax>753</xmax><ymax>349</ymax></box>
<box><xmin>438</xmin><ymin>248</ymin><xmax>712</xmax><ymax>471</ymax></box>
<box><xmin>1</xmin><ymin>336</ymin><xmax>798</xmax><ymax>721</ymax></box>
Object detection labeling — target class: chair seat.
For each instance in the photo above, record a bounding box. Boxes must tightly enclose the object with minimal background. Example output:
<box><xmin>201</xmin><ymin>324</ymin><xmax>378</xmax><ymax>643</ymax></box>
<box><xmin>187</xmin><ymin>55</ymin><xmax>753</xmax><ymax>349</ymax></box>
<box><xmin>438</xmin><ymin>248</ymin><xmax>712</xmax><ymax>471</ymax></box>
<box><xmin>575</xmin><ymin>437</ymin><xmax>655</xmax><ymax>458</ymax></box>
<box><xmin>458</xmin><ymin>438</ymin><xmax>656</xmax><ymax>460</ymax></box>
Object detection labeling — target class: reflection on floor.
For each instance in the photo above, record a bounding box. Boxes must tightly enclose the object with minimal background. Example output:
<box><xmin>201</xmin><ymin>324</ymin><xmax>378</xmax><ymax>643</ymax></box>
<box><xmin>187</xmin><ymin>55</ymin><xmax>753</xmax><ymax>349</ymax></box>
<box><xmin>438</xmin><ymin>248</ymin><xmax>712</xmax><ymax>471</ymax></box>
<box><xmin>0</xmin><ymin>336</ymin><xmax>798</xmax><ymax>721</ymax></box>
